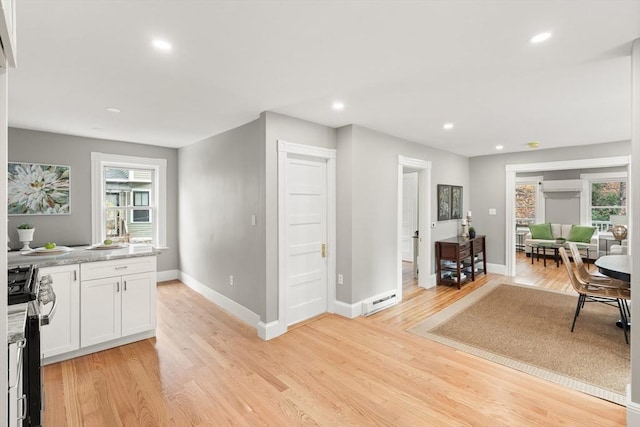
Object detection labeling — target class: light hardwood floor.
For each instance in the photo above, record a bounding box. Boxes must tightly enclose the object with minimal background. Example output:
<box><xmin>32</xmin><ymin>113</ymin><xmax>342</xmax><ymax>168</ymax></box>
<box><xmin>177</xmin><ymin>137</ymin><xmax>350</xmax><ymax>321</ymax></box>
<box><xmin>43</xmin><ymin>252</ymin><xmax>626</xmax><ymax>426</ymax></box>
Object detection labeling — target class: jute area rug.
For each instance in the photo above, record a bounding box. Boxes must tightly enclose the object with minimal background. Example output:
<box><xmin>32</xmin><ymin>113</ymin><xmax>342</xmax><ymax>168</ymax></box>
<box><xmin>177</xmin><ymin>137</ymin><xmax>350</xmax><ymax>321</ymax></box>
<box><xmin>408</xmin><ymin>282</ymin><xmax>630</xmax><ymax>405</ymax></box>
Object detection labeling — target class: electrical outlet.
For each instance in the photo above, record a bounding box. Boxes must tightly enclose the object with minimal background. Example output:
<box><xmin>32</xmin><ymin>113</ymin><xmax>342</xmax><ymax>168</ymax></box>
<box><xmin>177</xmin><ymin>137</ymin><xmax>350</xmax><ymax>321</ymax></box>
<box><xmin>229</xmin><ymin>275</ymin><xmax>234</xmax><ymax>286</ymax></box>
<box><xmin>337</xmin><ymin>274</ymin><xmax>343</xmax><ymax>285</ymax></box>
<box><xmin>489</xmin><ymin>208</ymin><xmax>497</xmax><ymax>215</ymax></box>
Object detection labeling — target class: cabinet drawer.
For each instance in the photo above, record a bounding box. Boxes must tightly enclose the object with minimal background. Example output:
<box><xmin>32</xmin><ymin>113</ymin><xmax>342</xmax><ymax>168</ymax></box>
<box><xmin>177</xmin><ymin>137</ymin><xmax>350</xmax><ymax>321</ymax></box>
<box><xmin>439</xmin><ymin>244</ymin><xmax>458</xmax><ymax>259</ymax></box>
<box><xmin>459</xmin><ymin>248</ymin><xmax>471</xmax><ymax>259</ymax></box>
<box><xmin>473</xmin><ymin>239</ymin><xmax>484</xmax><ymax>253</ymax></box>
<box><xmin>81</xmin><ymin>256</ymin><xmax>156</xmax><ymax>281</ymax></box>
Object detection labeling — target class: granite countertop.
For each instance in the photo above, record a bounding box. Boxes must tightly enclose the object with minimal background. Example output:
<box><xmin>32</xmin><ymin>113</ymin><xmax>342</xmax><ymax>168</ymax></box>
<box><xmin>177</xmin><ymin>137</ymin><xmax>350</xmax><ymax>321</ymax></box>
<box><xmin>8</xmin><ymin>303</ymin><xmax>28</xmax><ymax>344</ymax></box>
<box><xmin>8</xmin><ymin>244</ymin><xmax>162</xmax><ymax>268</ymax></box>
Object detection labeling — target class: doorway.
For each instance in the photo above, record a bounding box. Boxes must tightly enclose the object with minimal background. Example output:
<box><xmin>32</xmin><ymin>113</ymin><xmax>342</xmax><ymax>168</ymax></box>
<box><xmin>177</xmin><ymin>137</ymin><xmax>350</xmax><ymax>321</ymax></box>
<box><xmin>505</xmin><ymin>156</ymin><xmax>631</xmax><ymax>277</ymax></box>
<box><xmin>397</xmin><ymin>156</ymin><xmax>433</xmax><ymax>299</ymax></box>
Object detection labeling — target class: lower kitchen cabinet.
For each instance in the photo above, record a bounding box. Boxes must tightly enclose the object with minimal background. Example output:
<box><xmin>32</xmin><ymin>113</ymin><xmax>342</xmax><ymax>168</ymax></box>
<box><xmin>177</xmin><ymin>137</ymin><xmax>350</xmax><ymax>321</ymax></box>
<box><xmin>80</xmin><ymin>260</ymin><xmax>157</xmax><ymax>348</ymax></box>
<box><xmin>33</xmin><ymin>255</ymin><xmax>157</xmax><ymax>364</ymax></box>
<box><xmin>39</xmin><ymin>264</ymin><xmax>80</xmax><ymax>358</ymax></box>
<box><xmin>8</xmin><ymin>339</ymin><xmax>25</xmax><ymax>427</ymax></box>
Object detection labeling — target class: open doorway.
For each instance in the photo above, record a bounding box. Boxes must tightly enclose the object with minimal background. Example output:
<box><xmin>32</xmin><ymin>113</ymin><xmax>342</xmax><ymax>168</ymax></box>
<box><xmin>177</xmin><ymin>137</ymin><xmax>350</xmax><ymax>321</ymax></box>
<box><xmin>505</xmin><ymin>156</ymin><xmax>631</xmax><ymax>278</ymax></box>
<box><xmin>402</xmin><ymin>171</ymin><xmax>419</xmax><ymax>291</ymax></box>
<box><xmin>397</xmin><ymin>156</ymin><xmax>432</xmax><ymax>301</ymax></box>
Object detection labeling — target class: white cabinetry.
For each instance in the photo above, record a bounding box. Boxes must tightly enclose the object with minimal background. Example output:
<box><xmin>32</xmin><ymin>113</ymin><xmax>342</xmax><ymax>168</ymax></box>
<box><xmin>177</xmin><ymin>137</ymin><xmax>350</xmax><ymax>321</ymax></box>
<box><xmin>39</xmin><ymin>264</ymin><xmax>80</xmax><ymax>358</ymax></box>
<box><xmin>80</xmin><ymin>257</ymin><xmax>157</xmax><ymax>347</ymax></box>
<box><xmin>8</xmin><ymin>339</ymin><xmax>25</xmax><ymax>427</ymax></box>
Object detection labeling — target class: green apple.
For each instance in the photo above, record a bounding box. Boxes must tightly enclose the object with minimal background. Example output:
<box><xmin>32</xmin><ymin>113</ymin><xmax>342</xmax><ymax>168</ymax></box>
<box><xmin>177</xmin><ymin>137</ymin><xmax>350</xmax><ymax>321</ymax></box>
<box><xmin>103</xmin><ymin>239</ymin><xmax>113</xmax><ymax>246</ymax></box>
<box><xmin>44</xmin><ymin>242</ymin><xmax>57</xmax><ymax>250</ymax></box>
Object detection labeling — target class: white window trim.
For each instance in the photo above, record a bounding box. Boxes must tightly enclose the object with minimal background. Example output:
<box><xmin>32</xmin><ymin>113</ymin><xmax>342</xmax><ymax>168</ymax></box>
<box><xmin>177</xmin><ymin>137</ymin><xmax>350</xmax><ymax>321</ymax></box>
<box><xmin>515</xmin><ymin>176</ymin><xmax>545</xmax><ymax>224</ymax></box>
<box><xmin>580</xmin><ymin>171</ymin><xmax>628</xmax><ymax>228</ymax></box>
<box><xmin>91</xmin><ymin>153</ymin><xmax>167</xmax><ymax>246</ymax></box>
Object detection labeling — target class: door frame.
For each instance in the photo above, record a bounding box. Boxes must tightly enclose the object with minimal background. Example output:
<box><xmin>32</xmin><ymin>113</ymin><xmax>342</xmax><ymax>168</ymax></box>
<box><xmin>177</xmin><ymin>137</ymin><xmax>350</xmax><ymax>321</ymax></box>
<box><xmin>397</xmin><ymin>156</ymin><xmax>433</xmax><ymax>295</ymax></box>
<box><xmin>277</xmin><ymin>140</ymin><xmax>336</xmax><ymax>333</ymax></box>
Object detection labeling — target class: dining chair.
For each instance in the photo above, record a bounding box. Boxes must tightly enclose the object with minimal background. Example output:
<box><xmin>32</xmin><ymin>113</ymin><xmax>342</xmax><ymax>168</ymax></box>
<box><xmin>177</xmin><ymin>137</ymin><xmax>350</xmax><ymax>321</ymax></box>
<box><xmin>567</xmin><ymin>242</ymin><xmax>629</xmax><ymax>288</ymax></box>
<box><xmin>558</xmin><ymin>247</ymin><xmax>631</xmax><ymax>344</ymax></box>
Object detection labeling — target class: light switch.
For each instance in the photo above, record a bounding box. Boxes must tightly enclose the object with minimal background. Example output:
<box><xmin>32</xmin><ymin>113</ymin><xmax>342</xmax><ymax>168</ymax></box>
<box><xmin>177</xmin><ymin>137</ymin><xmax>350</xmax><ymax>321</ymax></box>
<box><xmin>489</xmin><ymin>208</ymin><xmax>497</xmax><ymax>215</ymax></box>
<box><xmin>251</xmin><ymin>214</ymin><xmax>256</xmax><ymax>226</ymax></box>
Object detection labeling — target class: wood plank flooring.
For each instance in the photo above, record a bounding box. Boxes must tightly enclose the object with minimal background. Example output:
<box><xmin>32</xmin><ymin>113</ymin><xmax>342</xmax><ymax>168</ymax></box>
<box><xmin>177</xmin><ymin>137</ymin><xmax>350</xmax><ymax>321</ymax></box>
<box><xmin>43</xmin><ymin>252</ymin><xmax>626</xmax><ymax>426</ymax></box>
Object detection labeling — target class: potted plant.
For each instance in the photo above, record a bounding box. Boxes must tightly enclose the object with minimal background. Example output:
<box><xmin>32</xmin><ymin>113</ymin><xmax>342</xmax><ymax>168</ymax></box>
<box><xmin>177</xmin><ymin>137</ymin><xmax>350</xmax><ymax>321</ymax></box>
<box><xmin>468</xmin><ymin>227</ymin><xmax>476</xmax><ymax>239</ymax></box>
<box><xmin>17</xmin><ymin>223</ymin><xmax>35</xmax><ymax>250</ymax></box>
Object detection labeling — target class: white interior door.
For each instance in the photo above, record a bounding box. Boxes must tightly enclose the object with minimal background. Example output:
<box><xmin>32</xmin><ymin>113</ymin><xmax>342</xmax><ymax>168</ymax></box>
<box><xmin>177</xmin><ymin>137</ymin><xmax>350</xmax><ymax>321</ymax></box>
<box><xmin>285</xmin><ymin>155</ymin><xmax>328</xmax><ymax>326</ymax></box>
<box><xmin>402</xmin><ymin>172</ymin><xmax>418</xmax><ymax>262</ymax></box>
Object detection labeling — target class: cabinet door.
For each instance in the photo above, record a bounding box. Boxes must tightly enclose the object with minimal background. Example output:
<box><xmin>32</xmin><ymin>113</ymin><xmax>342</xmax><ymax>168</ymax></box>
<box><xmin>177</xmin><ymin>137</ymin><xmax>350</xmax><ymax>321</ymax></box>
<box><xmin>121</xmin><ymin>271</ymin><xmax>157</xmax><ymax>337</ymax></box>
<box><xmin>81</xmin><ymin>277</ymin><xmax>122</xmax><ymax>347</ymax></box>
<box><xmin>40</xmin><ymin>264</ymin><xmax>80</xmax><ymax>358</ymax></box>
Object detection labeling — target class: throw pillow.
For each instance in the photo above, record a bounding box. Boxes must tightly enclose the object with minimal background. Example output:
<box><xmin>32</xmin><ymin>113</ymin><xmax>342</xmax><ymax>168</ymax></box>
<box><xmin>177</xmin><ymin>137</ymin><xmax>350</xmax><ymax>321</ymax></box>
<box><xmin>529</xmin><ymin>223</ymin><xmax>553</xmax><ymax>240</ymax></box>
<box><xmin>567</xmin><ymin>225</ymin><xmax>596</xmax><ymax>243</ymax></box>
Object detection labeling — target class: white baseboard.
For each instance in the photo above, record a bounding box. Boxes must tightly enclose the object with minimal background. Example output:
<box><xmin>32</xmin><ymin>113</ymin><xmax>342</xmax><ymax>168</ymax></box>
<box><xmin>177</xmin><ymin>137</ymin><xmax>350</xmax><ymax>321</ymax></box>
<box><xmin>178</xmin><ymin>271</ymin><xmax>261</xmax><ymax>331</ymax></box>
<box><xmin>627</xmin><ymin>384</ymin><xmax>640</xmax><ymax>426</ymax></box>
<box><xmin>486</xmin><ymin>263</ymin><xmax>506</xmax><ymax>275</ymax></box>
<box><xmin>157</xmin><ymin>269</ymin><xmax>178</xmax><ymax>282</ymax></box>
<box><xmin>333</xmin><ymin>299</ymin><xmax>362</xmax><ymax>318</ymax></box>
<box><xmin>257</xmin><ymin>320</ymin><xmax>287</xmax><ymax>340</ymax></box>
<box><xmin>423</xmin><ymin>273</ymin><xmax>437</xmax><ymax>289</ymax></box>
<box><xmin>43</xmin><ymin>330</ymin><xmax>155</xmax><ymax>366</ymax></box>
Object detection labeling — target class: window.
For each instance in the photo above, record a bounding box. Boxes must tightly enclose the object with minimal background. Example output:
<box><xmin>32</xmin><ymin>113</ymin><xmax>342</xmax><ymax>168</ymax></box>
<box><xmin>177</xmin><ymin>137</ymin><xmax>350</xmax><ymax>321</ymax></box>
<box><xmin>133</xmin><ymin>191</ymin><xmax>150</xmax><ymax>223</ymax></box>
<box><xmin>515</xmin><ymin>176</ymin><xmax>544</xmax><ymax>227</ymax></box>
<box><xmin>91</xmin><ymin>153</ymin><xmax>166</xmax><ymax>246</ymax></box>
<box><xmin>581</xmin><ymin>172</ymin><xmax>627</xmax><ymax>233</ymax></box>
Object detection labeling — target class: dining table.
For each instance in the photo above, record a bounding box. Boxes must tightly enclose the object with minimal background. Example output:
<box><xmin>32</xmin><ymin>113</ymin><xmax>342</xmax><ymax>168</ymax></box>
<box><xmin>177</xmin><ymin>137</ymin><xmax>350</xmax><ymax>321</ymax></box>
<box><xmin>595</xmin><ymin>254</ymin><xmax>631</xmax><ymax>330</ymax></box>
<box><xmin>595</xmin><ymin>254</ymin><xmax>631</xmax><ymax>283</ymax></box>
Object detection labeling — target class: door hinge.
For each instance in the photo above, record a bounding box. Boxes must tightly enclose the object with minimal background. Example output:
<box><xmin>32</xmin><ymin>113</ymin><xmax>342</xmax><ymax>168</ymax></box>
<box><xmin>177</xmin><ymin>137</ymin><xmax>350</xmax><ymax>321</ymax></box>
<box><xmin>321</xmin><ymin>243</ymin><xmax>327</xmax><ymax>258</ymax></box>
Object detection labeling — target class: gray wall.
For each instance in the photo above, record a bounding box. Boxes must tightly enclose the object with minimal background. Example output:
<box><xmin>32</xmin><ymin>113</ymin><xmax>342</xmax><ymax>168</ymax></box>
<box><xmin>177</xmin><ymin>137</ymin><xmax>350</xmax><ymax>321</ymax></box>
<box><xmin>8</xmin><ymin>128</ymin><xmax>179</xmax><ymax>272</ymax></box>
<box><xmin>178</xmin><ymin>119</ymin><xmax>265</xmax><ymax>316</ymax></box>
<box><xmin>337</xmin><ymin>125</ymin><xmax>469</xmax><ymax>303</ymax></box>
<box><xmin>469</xmin><ymin>140</ymin><xmax>631</xmax><ymax>265</ymax></box>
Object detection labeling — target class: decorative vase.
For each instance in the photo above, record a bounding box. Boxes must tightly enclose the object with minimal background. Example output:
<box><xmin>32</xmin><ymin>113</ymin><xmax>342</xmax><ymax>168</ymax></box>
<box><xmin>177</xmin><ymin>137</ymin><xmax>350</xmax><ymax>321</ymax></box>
<box><xmin>17</xmin><ymin>228</ymin><xmax>35</xmax><ymax>251</ymax></box>
<box><xmin>611</xmin><ymin>225</ymin><xmax>627</xmax><ymax>241</ymax></box>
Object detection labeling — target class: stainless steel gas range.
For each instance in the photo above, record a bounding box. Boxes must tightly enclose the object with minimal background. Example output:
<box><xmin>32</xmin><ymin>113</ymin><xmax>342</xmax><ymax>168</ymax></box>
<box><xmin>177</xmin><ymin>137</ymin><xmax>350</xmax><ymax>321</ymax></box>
<box><xmin>8</xmin><ymin>265</ymin><xmax>56</xmax><ymax>427</ymax></box>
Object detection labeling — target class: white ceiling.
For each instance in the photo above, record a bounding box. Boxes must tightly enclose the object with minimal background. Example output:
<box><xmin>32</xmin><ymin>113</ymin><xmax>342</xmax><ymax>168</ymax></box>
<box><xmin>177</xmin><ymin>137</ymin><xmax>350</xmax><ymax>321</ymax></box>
<box><xmin>8</xmin><ymin>1</ymin><xmax>640</xmax><ymax>156</ymax></box>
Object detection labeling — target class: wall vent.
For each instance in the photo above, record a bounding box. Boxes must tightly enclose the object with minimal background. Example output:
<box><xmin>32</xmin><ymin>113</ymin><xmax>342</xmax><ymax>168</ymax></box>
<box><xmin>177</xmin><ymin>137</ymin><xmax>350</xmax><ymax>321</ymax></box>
<box><xmin>362</xmin><ymin>291</ymin><xmax>398</xmax><ymax>316</ymax></box>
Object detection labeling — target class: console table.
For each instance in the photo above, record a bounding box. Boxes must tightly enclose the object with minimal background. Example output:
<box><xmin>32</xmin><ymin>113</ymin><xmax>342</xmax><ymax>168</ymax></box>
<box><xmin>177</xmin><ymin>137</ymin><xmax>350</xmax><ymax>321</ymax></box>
<box><xmin>435</xmin><ymin>235</ymin><xmax>487</xmax><ymax>289</ymax></box>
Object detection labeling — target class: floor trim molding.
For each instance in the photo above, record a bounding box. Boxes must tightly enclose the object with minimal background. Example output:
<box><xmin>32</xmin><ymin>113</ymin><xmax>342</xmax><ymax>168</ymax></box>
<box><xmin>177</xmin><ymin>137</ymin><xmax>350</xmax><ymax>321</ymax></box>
<box><xmin>157</xmin><ymin>269</ymin><xmax>178</xmax><ymax>282</ymax></box>
<box><xmin>333</xmin><ymin>300</ymin><xmax>362</xmax><ymax>318</ymax></box>
<box><xmin>178</xmin><ymin>271</ymin><xmax>261</xmax><ymax>332</ymax></box>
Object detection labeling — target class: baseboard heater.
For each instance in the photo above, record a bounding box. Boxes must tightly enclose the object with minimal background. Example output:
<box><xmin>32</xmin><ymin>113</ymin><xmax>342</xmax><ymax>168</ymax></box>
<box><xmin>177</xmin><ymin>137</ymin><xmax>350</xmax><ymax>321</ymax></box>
<box><xmin>362</xmin><ymin>292</ymin><xmax>398</xmax><ymax>316</ymax></box>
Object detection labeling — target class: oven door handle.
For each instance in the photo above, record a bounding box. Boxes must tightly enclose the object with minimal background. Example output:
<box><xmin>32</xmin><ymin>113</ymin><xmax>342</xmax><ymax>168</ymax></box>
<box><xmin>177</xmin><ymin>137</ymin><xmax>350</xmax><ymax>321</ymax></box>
<box><xmin>11</xmin><ymin>338</ymin><xmax>26</xmax><ymax>388</ymax></box>
<box><xmin>40</xmin><ymin>291</ymin><xmax>57</xmax><ymax>326</ymax></box>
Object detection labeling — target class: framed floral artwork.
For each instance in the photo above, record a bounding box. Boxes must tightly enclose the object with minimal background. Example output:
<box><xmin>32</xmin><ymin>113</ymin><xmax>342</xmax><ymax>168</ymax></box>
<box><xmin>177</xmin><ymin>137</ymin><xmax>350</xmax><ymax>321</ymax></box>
<box><xmin>437</xmin><ymin>184</ymin><xmax>451</xmax><ymax>221</ymax></box>
<box><xmin>450</xmin><ymin>185</ymin><xmax>463</xmax><ymax>219</ymax></box>
<box><xmin>8</xmin><ymin>162</ymin><xmax>70</xmax><ymax>215</ymax></box>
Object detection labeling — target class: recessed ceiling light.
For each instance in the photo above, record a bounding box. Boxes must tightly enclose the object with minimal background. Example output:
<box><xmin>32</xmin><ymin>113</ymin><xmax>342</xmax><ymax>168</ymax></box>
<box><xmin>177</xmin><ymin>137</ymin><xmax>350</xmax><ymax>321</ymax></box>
<box><xmin>105</xmin><ymin>107</ymin><xmax>121</xmax><ymax>113</ymax></box>
<box><xmin>332</xmin><ymin>101</ymin><xmax>344</xmax><ymax>110</ymax></box>
<box><xmin>152</xmin><ymin>39</ymin><xmax>172</xmax><ymax>51</ymax></box>
<box><xmin>530</xmin><ymin>32</ymin><xmax>552</xmax><ymax>44</ymax></box>
<box><xmin>496</xmin><ymin>145</ymin><xmax>504</xmax><ymax>150</ymax></box>
<box><xmin>528</xmin><ymin>141</ymin><xmax>541</xmax><ymax>148</ymax></box>
<box><xmin>443</xmin><ymin>123</ymin><xmax>454</xmax><ymax>130</ymax></box>
<box><xmin>92</xmin><ymin>127</ymin><xmax>103</xmax><ymax>131</ymax></box>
